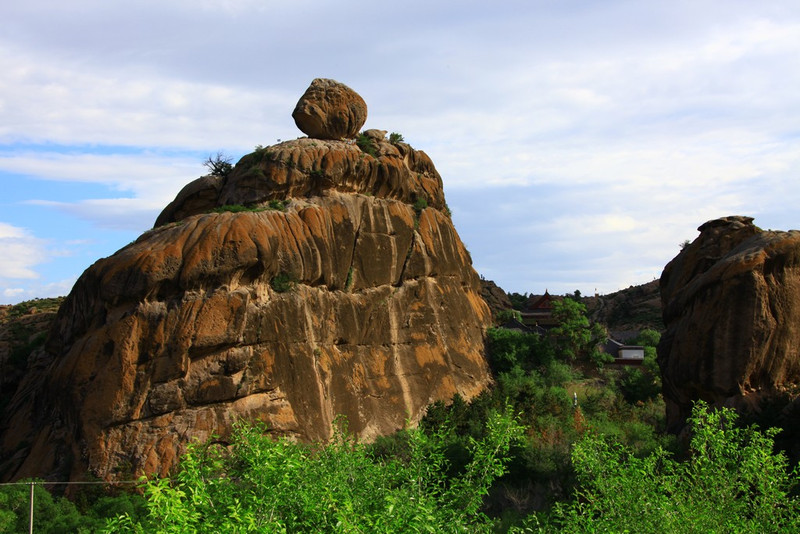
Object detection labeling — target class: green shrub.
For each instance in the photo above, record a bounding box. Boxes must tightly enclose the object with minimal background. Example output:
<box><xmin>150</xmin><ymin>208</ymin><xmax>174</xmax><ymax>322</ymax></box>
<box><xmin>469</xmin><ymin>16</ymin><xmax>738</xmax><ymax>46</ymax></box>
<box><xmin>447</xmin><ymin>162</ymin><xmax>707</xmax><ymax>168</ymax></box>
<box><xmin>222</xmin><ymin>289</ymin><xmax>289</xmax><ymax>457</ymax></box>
<box><xmin>270</xmin><ymin>271</ymin><xmax>296</xmax><ymax>293</ymax></box>
<box><xmin>104</xmin><ymin>411</ymin><xmax>524</xmax><ymax>533</ymax></box>
<box><xmin>356</xmin><ymin>133</ymin><xmax>378</xmax><ymax>157</ymax></box>
<box><xmin>547</xmin><ymin>402</ymin><xmax>800</xmax><ymax>533</ymax></box>
<box><xmin>495</xmin><ymin>309</ymin><xmax>523</xmax><ymax>324</ymax></box>
<box><xmin>267</xmin><ymin>199</ymin><xmax>287</xmax><ymax>212</ymax></box>
<box><xmin>485</xmin><ymin>327</ymin><xmax>554</xmax><ymax>374</ymax></box>
<box><xmin>389</xmin><ymin>132</ymin><xmax>404</xmax><ymax>144</ymax></box>
<box><xmin>413</xmin><ymin>196</ymin><xmax>428</xmax><ymax>214</ymax></box>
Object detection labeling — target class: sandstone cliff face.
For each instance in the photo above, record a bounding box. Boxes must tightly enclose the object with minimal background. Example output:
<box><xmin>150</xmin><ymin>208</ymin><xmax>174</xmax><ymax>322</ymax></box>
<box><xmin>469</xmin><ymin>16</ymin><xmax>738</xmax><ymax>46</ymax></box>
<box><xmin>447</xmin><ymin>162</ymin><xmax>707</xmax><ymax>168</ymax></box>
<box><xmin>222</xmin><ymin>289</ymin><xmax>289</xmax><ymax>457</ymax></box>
<box><xmin>0</xmin><ymin>82</ymin><xmax>492</xmax><ymax>483</ymax></box>
<box><xmin>658</xmin><ymin>216</ymin><xmax>800</xmax><ymax>432</ymax></box>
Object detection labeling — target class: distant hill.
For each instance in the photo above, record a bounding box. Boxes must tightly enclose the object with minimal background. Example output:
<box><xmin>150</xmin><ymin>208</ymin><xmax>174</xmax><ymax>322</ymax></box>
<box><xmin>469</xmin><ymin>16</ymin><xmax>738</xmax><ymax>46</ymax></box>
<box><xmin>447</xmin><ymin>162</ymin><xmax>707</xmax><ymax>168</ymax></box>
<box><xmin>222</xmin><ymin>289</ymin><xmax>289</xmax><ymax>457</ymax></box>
<box><xmin>583</xmin><ymin>280</ymin><xmax>662</xmax><ymax>332</ymax></box>
<box><xmin>0</xmin><ymin>298</ymin><xmax>63</xmax><ymax>413</ymax></box>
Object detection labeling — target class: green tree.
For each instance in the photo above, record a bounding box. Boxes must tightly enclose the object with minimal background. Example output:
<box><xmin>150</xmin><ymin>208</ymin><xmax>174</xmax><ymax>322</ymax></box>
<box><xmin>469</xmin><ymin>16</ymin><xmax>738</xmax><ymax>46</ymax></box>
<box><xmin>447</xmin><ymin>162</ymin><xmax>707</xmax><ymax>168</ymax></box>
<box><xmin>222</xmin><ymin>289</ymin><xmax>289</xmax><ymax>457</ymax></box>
<box><xmin>547</xmin><ymin>299</ymin><xmax>609</xmax><ymax>366</ymax></box>
<box><xmin>0</xmin><ymin>481</ymin><xmax>86</xmax><ymax>534</ymax></box>
<box><xmin>507</xmin><ymin>292</ymin><xmax>528</xmax><ymax>311</ymax></box>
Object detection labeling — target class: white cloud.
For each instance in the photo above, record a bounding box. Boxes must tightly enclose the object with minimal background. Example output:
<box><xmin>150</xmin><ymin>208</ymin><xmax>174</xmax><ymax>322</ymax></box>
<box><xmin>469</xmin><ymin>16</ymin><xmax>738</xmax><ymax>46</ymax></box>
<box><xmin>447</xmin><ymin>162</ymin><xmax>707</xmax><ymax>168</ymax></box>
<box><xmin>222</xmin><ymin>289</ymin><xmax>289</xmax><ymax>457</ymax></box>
<box><xmin>2</xmin><ymin>278</ymin><xmax>76</xmax><ymax>305</ymax></box>
<box><xmin>0</xmin><ymin>223</ymin><xmax>47</xmax><ymax>279</ymax></box>
<box><xmin>1</xmin><ymin>1</ymin><xmax>799</xmax><ymax>299</ymax></box>
<box><xmin>0</xmin><ymin>46</ymin><xmax>298</xmax><ymax>150</ymax></box>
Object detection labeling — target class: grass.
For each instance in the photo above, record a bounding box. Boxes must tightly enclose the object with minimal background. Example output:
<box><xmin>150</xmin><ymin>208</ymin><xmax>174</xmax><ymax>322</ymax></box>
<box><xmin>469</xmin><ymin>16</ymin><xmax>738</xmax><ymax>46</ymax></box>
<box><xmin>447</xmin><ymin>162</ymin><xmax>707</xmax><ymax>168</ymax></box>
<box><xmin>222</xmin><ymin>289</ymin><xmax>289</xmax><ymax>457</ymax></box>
<box><xmin>210</xmin><ymin>200</ymin><xmax>288</xmax><ymax>214</ymax></box>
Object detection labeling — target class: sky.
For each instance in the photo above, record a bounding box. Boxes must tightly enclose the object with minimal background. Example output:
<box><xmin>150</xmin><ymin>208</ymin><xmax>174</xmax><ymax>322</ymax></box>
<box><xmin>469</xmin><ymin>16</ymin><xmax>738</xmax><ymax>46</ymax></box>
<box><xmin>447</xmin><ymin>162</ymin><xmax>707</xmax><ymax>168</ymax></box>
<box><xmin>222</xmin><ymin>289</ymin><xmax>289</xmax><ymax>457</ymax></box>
<box><xmin>1</xmin><ymin>1</ymin><xmax>799</xmax><ymax>304</ymax></box>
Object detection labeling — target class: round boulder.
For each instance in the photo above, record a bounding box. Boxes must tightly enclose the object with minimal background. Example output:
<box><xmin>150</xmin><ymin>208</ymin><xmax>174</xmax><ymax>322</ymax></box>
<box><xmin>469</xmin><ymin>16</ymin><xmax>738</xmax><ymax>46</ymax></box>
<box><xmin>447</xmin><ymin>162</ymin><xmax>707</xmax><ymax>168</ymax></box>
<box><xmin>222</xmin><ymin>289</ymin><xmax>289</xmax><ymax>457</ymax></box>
<box><xmin>292</xmin><ymin>78</ymin><xmax>367</xmax><ymax>140</ymax></box>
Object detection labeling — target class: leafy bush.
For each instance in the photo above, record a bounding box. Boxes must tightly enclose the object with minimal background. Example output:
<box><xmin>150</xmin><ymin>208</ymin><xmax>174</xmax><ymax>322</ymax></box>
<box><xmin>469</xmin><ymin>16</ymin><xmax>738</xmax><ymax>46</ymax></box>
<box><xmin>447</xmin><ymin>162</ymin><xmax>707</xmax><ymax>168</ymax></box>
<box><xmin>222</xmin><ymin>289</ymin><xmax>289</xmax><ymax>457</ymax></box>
<box><xmin>270</xmin><ymin>271</ymin><xmax>296</xmax><ymax>293</ymax></box>
<box><xmin>546</xmin><ymin>402</ymin><xmax>800</xmax><ymax>533</ymax></box>
<box><xmin>389</xmin><ymin>132</ymin><xmax>404</xmax><ymax>144</ymax></box>
<box><xmin>495</xmin><ymin>309</ymin><xmax>523</xmax><ymax>324</ymax></box>
<box><xmin>356</xmin><ymin>133</ymin><xmax>378</xmax><ymax>157</ymax></box>
<box><xmin>413</xmin><ymin>196</ymin><xmax>428</xmax><ymax>214</ymax></box>
<box><xmin>267</xmin><ymin>199</ymin><xmax>287</xmax><ymax>212</ymax></box>
<box><xmin>485</xmin><ymin>327</ymin><xmax>556</xmax><ymax>374</ymax></box>
<box><xmin>104</xmin><ymin>411</ymin><xmax>523</xmax><ymax>533</ymax></box>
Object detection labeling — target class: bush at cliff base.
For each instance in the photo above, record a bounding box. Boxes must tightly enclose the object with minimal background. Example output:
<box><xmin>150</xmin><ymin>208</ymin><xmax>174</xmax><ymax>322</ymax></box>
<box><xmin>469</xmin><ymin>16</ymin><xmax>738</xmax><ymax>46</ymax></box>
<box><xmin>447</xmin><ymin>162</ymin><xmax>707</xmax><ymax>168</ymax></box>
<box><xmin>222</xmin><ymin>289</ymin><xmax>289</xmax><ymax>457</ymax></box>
<box><xmin>520</xmin><ymin>401</ymin><xmax>800</xmax><ymax>533</ymax></box>
<box><xmin>103</xmin><ymin>408</ymin><xmax>523</xmax><ymax>533</ymax></box>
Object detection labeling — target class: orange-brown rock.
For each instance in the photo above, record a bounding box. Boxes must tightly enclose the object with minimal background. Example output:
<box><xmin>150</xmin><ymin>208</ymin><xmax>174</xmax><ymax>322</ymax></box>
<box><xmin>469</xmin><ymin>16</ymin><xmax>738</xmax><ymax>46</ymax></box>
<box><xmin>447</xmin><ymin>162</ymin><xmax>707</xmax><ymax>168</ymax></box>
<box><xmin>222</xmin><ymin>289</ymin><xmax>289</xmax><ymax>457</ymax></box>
<box><xmin>658</xmin><ymin>216</ymin><xmax>800</xmax><ymax>432</ymax></box>
<box><xmin>0</xmin><ymin>128</ymin><xmax>491</xmax><ymax>483</ymax></box>
<box><xmin>292</xmin><ymin>78</ymin><xmax>367</xmax><ymax>140</ymax></box>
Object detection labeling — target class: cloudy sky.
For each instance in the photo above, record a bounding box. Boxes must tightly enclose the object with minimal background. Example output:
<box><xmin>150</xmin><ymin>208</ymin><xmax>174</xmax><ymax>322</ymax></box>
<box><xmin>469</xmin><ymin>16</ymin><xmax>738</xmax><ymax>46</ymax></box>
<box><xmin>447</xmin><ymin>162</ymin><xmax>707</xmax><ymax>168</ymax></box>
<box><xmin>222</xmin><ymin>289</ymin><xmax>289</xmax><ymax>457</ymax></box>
<box><xmin>2</xmin><ymin>1</ymin><xmax>799</xmax><ymax>304</ymax></box>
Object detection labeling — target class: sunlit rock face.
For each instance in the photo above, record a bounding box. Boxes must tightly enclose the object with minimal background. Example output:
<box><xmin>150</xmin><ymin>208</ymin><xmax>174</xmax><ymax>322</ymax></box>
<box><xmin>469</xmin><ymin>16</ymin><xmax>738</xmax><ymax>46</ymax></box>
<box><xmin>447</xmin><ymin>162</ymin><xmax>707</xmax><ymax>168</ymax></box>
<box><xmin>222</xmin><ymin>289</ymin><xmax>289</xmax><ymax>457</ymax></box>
<box><xmin>0</xmin><ymin>80</ymin><xmax>492</xmax><ymax>483</ymax></box>
<box><xmin>658</xmin><ymin>216</ymin><xmax>800</xmax><ymax>432</ymax></box>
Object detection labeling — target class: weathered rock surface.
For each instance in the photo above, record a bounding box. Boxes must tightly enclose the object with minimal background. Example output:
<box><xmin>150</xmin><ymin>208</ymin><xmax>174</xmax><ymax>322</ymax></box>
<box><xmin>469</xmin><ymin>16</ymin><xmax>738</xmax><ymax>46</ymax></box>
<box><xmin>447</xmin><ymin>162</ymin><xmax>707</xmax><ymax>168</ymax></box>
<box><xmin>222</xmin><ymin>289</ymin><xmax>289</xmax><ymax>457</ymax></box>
<box><xmin>658</xmin><ymin>216</ymin><xmax>800</xmax><ymax>432</ymax></box>
<box><xmin>480</xmin><ymin>279</ymin><xmax>513</xmax><ymax>319</ymax></box>
<box><xmin>292</xmin><ymin>78</ymin><xmax>367</xmax><ymax>140</ymax></box>
<box><xmin>0</xmin><ymin>107</ymin><xmax>491</xmax><ymax>483</ymax></box>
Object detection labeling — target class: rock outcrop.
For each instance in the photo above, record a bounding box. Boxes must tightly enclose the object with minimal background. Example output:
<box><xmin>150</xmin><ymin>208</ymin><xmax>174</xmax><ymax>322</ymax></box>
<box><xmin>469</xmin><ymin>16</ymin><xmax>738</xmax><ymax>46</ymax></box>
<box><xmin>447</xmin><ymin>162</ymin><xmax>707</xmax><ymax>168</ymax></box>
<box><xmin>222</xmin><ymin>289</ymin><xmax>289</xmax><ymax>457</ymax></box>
<box><xmin>584</xmin><ymin>280</ymin><xmax>662</xmax><ymax>332</ymax></box>
<box><xmin>479</xmin><ymin>279</ymin><xmax>513</xmax><ymax>319</ymax></box>
<box><xmin>0</xmin><ymin>82</ymin><xmax>492</xmax><ymax>483</ymax></box>
<box><xmin>292</xmin><ymin>78</ymin><xmax>367</xmax><ymax>140</ymax></box>
<box><xmin>0</xmin><ymin>300</ymin><xmax>62</xmax><ymax>414</ymax></box>
<box><xmin>658</xmin><ymin>216</ymin><xmax>800</xmax><ymax>432</ymax></box>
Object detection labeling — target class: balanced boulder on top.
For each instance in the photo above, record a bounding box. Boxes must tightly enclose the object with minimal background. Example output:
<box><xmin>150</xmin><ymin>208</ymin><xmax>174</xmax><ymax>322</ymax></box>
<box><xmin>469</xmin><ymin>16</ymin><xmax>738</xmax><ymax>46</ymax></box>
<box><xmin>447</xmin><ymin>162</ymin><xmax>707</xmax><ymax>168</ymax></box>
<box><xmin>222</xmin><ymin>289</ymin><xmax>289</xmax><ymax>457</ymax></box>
<box><xmin>292</xmin><ymin>78</ymin><xmax>367</xmax><ymax>139</ymax></box>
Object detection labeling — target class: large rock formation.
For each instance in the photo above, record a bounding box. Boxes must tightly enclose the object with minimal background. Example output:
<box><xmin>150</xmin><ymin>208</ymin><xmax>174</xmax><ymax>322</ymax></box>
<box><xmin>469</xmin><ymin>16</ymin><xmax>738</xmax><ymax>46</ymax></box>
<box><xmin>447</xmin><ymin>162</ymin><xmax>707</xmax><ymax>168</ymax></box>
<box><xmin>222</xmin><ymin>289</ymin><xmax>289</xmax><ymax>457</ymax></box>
<box><xmin>0</xmin><ymin>82</ymin><xmax>492</xmax><ymax>483</ymax></box>
<box><xmin>658</xmin><ymin>216</ymin><xmax>800</xmax><ymax>432</ymax></box>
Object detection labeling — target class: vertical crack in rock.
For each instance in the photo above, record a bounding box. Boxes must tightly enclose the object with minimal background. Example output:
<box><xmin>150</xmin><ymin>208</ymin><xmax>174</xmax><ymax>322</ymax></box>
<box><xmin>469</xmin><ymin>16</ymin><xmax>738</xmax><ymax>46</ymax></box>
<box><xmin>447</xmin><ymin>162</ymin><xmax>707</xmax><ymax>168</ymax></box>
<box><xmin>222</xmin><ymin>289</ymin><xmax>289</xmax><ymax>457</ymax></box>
<box><xmin>301</xmin><ymin>291</ymin><xmax>332</xmax><ymax>434</ymax></box>
<box><xmin>388</xmin><ymin>295</ymin><xmax>414</xmax><ymax>419</ymax></box>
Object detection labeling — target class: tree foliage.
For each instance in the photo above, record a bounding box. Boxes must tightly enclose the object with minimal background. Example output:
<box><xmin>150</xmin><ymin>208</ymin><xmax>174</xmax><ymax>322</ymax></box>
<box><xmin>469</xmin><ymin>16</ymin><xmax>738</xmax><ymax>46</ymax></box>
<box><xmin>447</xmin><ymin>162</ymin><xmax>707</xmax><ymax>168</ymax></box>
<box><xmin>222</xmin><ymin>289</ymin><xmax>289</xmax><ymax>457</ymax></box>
<box><xmin>0</xmin><ymin>481</ymin><xmax>144</xmax><ymax>534</ymax></box>
<box><xmin>547</xmin><ymin>299</ymin><xmax>609</xmax><ymax>367</ymax></box>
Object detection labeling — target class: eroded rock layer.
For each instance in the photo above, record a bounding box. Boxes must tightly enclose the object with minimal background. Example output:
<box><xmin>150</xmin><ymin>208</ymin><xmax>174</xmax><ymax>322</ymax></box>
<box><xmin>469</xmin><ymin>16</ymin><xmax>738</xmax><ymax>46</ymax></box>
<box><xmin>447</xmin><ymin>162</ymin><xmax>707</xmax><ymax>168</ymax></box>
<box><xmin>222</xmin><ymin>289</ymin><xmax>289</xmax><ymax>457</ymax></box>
<box><xmin>0</xmin><ymin>133</ymin><xmax>491</xmax><ymax>482</ymax></box>
<box><xmin>658</xmin><ymin>216</ymin><xmax>800</xmax><ymax>432</ymax></box>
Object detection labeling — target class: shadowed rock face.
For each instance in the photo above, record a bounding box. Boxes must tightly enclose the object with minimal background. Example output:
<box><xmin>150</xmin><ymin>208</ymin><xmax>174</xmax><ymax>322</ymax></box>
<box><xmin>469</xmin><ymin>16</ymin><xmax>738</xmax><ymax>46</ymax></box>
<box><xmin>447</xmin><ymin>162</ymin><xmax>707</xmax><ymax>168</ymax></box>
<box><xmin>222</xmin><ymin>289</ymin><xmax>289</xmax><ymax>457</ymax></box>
<box><xmin>658</xmin><ymin>216</ymin><xmax>800</xmax><ymax>432</ymax></box>
<box><xmin>0</xmin><ymin>94</ymin><xmax>491</xmax><ymax>483</ymax></box>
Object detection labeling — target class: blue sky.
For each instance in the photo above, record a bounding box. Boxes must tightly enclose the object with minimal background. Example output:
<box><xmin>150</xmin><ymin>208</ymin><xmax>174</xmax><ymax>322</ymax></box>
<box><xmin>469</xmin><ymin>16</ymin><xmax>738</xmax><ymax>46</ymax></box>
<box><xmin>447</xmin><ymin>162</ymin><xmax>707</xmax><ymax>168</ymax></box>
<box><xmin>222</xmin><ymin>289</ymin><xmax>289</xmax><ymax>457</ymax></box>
<box><xmin>2</xmin><ymin>1</ymin><xmax>799</xmax><ymax>303</ymax></box>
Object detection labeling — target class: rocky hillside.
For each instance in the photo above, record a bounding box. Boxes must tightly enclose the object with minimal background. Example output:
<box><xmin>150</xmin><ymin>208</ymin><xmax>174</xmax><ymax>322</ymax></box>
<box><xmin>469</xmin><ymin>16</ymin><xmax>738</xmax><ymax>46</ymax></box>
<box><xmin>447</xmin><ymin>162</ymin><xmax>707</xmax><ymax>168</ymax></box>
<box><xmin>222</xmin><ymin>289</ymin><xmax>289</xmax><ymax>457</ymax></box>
<box><xmin>658</xmin><ymin>216</ymin><xmax>800</xmax><ymax>432</ymax></box>
<box><xmin>0</xmin><ymin>79</ymin><xmax>492</xmax><ymax>483</ymax></box>
<box><xmin>0</xmin><ymin>299</ymin><xmax>62</xmax><ymax>413</ymax></box>
<box><xmin>584</xmin><ymin>280</ymin><xmax>662</xmax><ymax>332</ymax></box>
